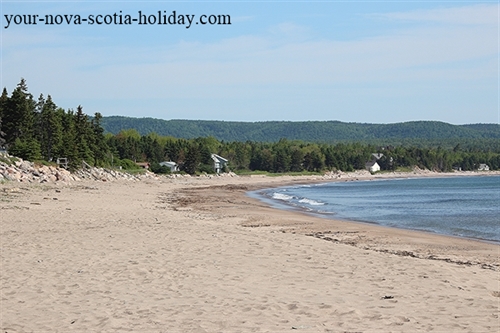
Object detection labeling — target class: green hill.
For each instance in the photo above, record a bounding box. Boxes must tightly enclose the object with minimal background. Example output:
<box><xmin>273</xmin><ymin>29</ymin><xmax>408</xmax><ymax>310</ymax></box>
<box><xmin>101</xmin><ymin>116</ymin><xmax>500</xmax><ymax>143</ymax></box>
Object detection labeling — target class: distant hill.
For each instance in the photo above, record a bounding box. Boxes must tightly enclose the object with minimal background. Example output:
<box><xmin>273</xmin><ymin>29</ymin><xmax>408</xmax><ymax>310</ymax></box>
<box><xmin>101</xmin><ymin>116</ymin><xmax>500</xmax><ymax>143</ymax></box>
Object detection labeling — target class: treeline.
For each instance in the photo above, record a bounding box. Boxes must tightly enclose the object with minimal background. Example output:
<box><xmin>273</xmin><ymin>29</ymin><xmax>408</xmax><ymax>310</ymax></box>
<box><xmin>100</xmin><ymin>116</ymin><xmax>500</xmax><ymax>146</ymax></box>
<box><xmin>106</xmin><ymin>132</ymin><xmax>500</xmax><ymax>173</ymax></box>
<box><xmin>0</xmin><ymin>79</ymin><xmax>107</xmax><ymax>169</ymax></box>
<box><xmin>1</xmin><ymin>79</ymin><xmax>499</xmax><ymax>174</ymax></box>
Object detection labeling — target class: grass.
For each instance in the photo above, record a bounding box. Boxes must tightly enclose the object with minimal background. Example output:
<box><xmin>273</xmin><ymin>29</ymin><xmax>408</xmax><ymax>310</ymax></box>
<box><xmin>0</xmin><ymin>155</ymin><xmax>16</xmax><ymax>166</ymax></box>
<box><xmin>34</xmin><ymin>160</ymin><xmax>57</xmax><ymax>167</ymax></box>
<box><xmin>122</xmin><ymin>168</ymin><xmax>148</xmax><ymax>175</ymax></box>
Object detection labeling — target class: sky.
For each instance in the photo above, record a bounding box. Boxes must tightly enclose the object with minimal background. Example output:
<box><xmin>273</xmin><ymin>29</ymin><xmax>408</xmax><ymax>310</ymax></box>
<box><xmin>1</xmin><ymin>1</ymin><xmax>498</xmax><ymax>125</ymax></box>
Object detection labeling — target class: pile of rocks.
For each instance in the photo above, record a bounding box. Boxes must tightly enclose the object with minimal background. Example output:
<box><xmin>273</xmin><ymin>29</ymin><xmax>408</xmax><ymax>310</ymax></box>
<box><xmin>0</xmin><ymin>154</ymin><xmax>75</xmax><ymax>183</ymax></box>
<box><xmin>322</xmin><ymin>169</ymin><xmax>372</xmax><ymax>179</ymax></box>
<box><xmin>0</xmin><ymin>152</ymin><xmax>159</xmax><ymax>183</ymax></box>
<box><xmin>73</xmin><ymin>167</ymin><xmax>159</xmax><ymax>182</ymax></box>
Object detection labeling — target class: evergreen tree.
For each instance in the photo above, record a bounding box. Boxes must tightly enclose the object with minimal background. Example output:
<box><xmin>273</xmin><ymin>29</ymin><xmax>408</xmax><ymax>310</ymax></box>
<box><xmin>0</xmin><ymin>89</ymin><xmax>7</xmax><ymax>149</ymax></box>
<box><xmin>183</xmin><ymin>142</ymin><xmax>200</xmax><ymax>174</ymax></box>
<box><xmin>290</xmin><ymin>146</ymin><xmax>304</xmax><ymax>172</ymax></box>
<box><xmin>272</xmin><ymin>139</ymin><xmax>291</xmax><ymax>173</ymax></box>
<box><xmin>260</xmin><ymin>148</ymin><xmax>274</xmax><ymax>171</ymax></box>
<box><xmin>0</xmin><ymin>117</ymin><xmax>6</xmax><ymax>149</ymax></box>
<box><xmin>0</xmin><ymin>88</ymin><xmax>7</xmax><ymax>147</ymax></box>
<box><xmin>91</xmin><ymin>112</ymin><xmax>108</xmax><ymax>166</ymax></box>
<box><xmin>74</xmin><ymin>105</ymin><xmax>93</xmax><ymax>162</ymax></box>
<box><xmin>38</xmin><ymin>95</ymin><xmax>63</xmax><ymax>161</ymax></box>
<box><xmin>199</xmin><ymin>142</ymin><xmax>213</xmax><ymax>166</ymax></box>
<box><xmin>5</xmin><ymin>79</ymin><xmax>36</xmax><ymax>143</ymax></box>
<box><xmin>8</xmin><ymin>138</ymin><xmax>42</xmax><ymax>160</ymax></box>
<box><xmin>60</xmin><ymin>110</ymin><xmax>79</xmax><ymax>169</ymax></box>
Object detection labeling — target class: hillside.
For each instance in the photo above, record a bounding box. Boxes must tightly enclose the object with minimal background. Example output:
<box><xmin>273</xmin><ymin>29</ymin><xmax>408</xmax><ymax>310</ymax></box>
<box><xmin>101</xmin><ymin>116</ymin><xmax>500</xmax><ymax>143</ymax></box>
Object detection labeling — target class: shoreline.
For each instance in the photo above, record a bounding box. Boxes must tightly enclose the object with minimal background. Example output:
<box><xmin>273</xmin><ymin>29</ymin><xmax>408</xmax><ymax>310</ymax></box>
<box><xmin>246</xmin><ymin>174</ymin><xmax>500</xmax><ymax>245</ymax></box>
<box><xmin>2</xmin><ymin>171</ymin><xmax>500</xmax><ymax>332</ymax></box>
<box><xmin>169</xmin><ymin>175</ymin><xmax>499</xmax><ymax>271</ymax></box>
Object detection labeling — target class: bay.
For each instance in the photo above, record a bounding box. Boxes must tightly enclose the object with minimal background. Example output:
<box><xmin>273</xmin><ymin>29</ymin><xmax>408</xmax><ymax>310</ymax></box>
<box><xmin>250</xmin><ymin>175</ymin><xmax>500</xmax><ymax>243</ymax></box>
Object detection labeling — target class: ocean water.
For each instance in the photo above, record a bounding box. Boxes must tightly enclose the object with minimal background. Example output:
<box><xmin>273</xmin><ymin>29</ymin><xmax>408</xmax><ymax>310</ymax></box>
<box><xmin>250</xmin><ymin>176</ymin><xmax>500</xmax><ymax>243</ymax></box>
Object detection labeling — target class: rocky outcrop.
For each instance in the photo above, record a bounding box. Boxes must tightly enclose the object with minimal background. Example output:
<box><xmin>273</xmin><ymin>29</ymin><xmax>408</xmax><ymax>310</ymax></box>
<box><xmin>0</xmin><ymin>153</ymin><xmax>159</xmax><ymax>183</ymax></box>
<box><xmin>0</xmin><ymin>152</ymin><xmax>241</xmax><ymax>183</ymax></box>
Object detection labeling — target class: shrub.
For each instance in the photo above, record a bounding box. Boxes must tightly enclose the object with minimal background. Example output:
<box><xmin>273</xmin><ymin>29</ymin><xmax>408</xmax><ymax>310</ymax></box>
<box><xmin>150</xmin><ymin>162</ymin><xmax>171</xmax><ymax>174</ymax></box>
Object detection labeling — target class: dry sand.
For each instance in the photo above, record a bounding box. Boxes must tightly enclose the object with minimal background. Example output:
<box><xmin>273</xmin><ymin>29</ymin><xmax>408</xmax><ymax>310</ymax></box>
<box><xmin>1</xmin><ymin>174</ymin><xmax>499</xmax><ymax>332</ymax></box>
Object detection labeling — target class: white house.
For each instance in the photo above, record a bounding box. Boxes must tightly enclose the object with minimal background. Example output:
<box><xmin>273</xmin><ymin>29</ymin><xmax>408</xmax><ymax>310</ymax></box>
<box><xmin>365</xmin><ymin>160</ymin><xmax>380</xmax><ymax>173</ymax></box>
<box><xmin>211</xmin><ymin>154</ymin><xmax>228</xmax><ymax>173</ymax></box>
<box><xmin>159</xmin><ymin>161</ymin><xmax>179</xmax><ymax>172</ymax></box>
<box><xmin>478</xmin><ymin>164</ymin><xmax>490</xmax><ymax>171</ymax></box>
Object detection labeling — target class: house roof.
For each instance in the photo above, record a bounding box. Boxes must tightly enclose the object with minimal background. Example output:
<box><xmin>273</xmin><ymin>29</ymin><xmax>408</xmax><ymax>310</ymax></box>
<box><xmin>160</xmin><ymin>161</ymin><xmax>177</xmax><ymax>167</ymax></box>
<box><xmin>365</xmin><ymin>160</ymin><xmax>379</xmax><ymax>167</ymax></box>
<box><xmin>211</xmin><ymin>154</ymin><xmax>228</xmax><ymax>163</ymax></box>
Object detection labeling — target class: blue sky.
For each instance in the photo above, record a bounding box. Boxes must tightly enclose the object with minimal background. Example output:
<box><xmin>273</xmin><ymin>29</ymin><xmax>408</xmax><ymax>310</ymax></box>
<box><xmin>1</xmin><ymin>1</ymin><xmax>498</xmax><ymax>124</ymax></box>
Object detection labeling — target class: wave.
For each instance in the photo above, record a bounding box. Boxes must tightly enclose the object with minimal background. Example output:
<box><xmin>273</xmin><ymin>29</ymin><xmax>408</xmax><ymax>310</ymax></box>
<box><xmin>272</xmin><ymin>192</ymin><xmax>294</xmax><ymax>201</ymax></box>
<box><xmin>253</xmin><ymin>176</ymin><xmax>500</xmax><ymax>242</ymax></box>
<box><xmin>298</xmin><ymin>198</ymin><xmax>325</xmax><ymax>206</ymax></box>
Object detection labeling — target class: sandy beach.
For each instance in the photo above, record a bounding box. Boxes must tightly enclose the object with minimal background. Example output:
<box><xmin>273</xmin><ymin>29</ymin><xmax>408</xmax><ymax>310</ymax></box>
<box><xmin>1</xmin><ymin>173</ymin><xmax>499</xmax><ymax>332</ymax></box>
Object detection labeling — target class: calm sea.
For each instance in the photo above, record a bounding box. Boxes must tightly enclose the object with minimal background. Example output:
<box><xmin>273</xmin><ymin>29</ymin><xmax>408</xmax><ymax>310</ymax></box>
<box><xmin>250</xmin><ymin>175</ymin><xmax>500</xmax><ymax>243</ymax></box>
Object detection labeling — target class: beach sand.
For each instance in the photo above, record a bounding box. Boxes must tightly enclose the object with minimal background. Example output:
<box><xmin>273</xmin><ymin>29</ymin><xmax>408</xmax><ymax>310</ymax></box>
<box><xmin>1</xmin><ymin>174</ymin><xmax>499</xmax><ymax>332</ymax></box>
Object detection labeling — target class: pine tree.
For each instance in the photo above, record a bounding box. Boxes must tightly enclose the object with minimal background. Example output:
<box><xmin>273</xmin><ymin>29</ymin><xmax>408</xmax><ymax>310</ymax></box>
<box><xmin>8</xmin><ymin>137</ymin><xmax>42</xmax><ymax>160</ymax></box>
<box><xmin>0</xmin><ymin>88</ymin><xmax>7</xmax><ymax>149</ymax></box>
<box><xmin>60</xmin><ymin>110</ymin><xmax>79</xmax><ymax>169</ymax></box>
<box><xmin>38</xmin><ymin>95</ymin><xmax>63</xmax><ymax>161</ymax></box>
<box><xmin>74</xmin><ymin>105</ymin><xmax>93</xmax><ymax>163</ymax></box>
<box><xmin>4</xmin><ymin>79</ymin><xmax>40</xmax><ymax>159</ymax></box>
<box><xmin>0</xmin><ymin>88</ymin><xmax>7</xmax><ymax>122</ymax></box>
<box><xmin>7</xmin><ymin>79</ymin><xmax>36</xmax><ymax>142</ymax></box>
<box><xmin>0</xmin><ymin>117</ymin><xmax>6</xmax><ymax>149</ymax></box>
<box><xmin>183</xmin><ymin>142</ymin><xmax>200</xmax><ymax>174</ymax></box>
<box><xmin>91</xmin><ymin>112</ymin><xmax>108</xmax><ymax>166</ymax></box>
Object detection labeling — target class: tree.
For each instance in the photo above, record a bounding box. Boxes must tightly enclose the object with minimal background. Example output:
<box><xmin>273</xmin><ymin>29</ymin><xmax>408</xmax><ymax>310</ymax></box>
<box><xmin>290</xmin><ymin>146</ymin><xmax>304</xmax><ymax>172</ymax></box>
<box><xmin>8</xmin><ymin>138</ymin><xmax>42</xmax><ymax>160</ymax></box>
<box><xmin>4</xmin><ymin>78</ymin><xmax>36</xmax><ymax>145</ymax></box>
<box><xmin>272</xmin><ymin>139</ymin><xmax>291</xmax><ymax>173</ymax></box>
<box><xmin>183</xmin><ymin>142</ymin><xmax>200</xmax><ymax>174</ymax></box>
<box><xmin>0</xmin><ymin>117</ymin><xmax>6</xmax><ymax>149</ymax></box>
<box><xmin>38</xmin><ymin>95</ymin><xmax>63</xmax><ymax>161</ymax></box>
<box><xmin>0</xmin><ymin>89</ymin><xmax>7</xmax><ymax>149</ymax></box>
<box><xmin>60</xmin><ymin>110</ymin><xmax>79</xmax><ymax>169</ymax></box>
<box><xmin>74</xmin><ymin>105</ymin><xmax>93</xmax><ymax>162</ymax></box>
<box><xmin>259</xmin><ymin>148</ymin><xmax>274</xmax><ymax>171</ymax></box>
<box><xmin>91</xmin><ymin>112</ymin><xmax>108</xmax><ymax>166</ymax></box>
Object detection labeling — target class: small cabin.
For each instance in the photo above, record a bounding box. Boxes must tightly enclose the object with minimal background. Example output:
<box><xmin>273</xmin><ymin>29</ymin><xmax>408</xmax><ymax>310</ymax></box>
<box><xmin>365</xmin><ymin>160</ymin><xmax>380</xmax><ymax>173</ymax></box>
<box><xmin>211</xmin><ymin>154</ymin><xmax>228</xmax><ymax>174</ymax></box>
<box><xmin>159</xmin><ymin>161</ymin><xmax>179</xmax><ymax>172</ymax></box>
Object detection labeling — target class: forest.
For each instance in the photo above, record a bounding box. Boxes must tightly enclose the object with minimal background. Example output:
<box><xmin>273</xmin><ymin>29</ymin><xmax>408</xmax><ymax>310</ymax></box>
<box><xmin>101</xmin><ymin>116</ymin><xmax>500</xmax><ymax>148</ymax></box>
<box><xmin>1</xmin><ymin>79</ymin><xmax>499</xmax><ymax>174</ymax></box>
